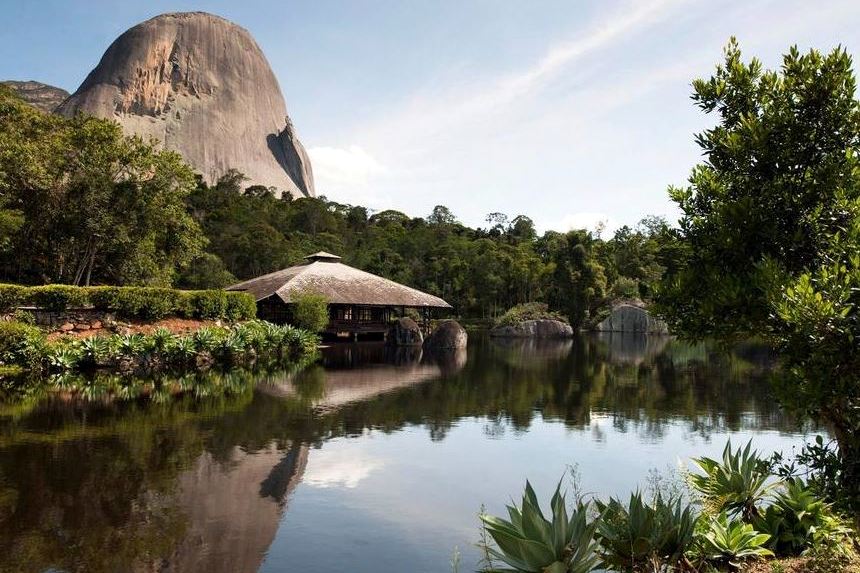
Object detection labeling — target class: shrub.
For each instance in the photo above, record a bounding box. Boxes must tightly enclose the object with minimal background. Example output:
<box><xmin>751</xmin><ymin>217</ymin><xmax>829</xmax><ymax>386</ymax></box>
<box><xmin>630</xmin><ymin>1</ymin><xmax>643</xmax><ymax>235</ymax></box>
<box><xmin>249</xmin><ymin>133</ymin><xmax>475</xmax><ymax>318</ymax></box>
<box><xmin>595</xmin><ymin>492</ymin><xmax>696</xmax><ymax>571</ymax></box>
<box><xmin>695</xmin><ymin>512</ymin><xmax>773</xmax><ymax>569</ymax></box>
<box><xmin>495</xmin><ymin>302</ymin><xmax>568</xmax><ymax>327</ymax></box>
<box><xmin>689</xmin><ymin>440</ymin><xmax>777</xmax><ymax>521</ymax></box>
<box><xmin>0</xmin><ymin>284</ymin><xmax>27</xmax><ymax>312</ymax></box>
<box><xmin>27</xmin><ymin>285</ymin><xmax>89</xmax><ymax>311</ymax></box>
<box><xmin>753</xmin><ymin>479</ymin><xmax>851</xmax><ymax>556</ymax></box>
<box><xmin>225</xmin><ymin>292</ymin><xmax>257</xmax><ymax>321</ymax></box>
<box><xmin>479</xmin><ymin>481</ymin><xmax>601</xmax><ymax>573</ymax></box>
<box><xmin>189</xmin><ymin>290</ymin><xmax>229</xmax><ymax>319</ymax></box>
<box><xmin>290</xmin><ymin>291</ymin><xmax>329</xmax><ymax>332</ymax></box>
<box><xmin>0</xmin><ymin>321</ymin><xmax>46</xmax><ymax>369</ymax></box>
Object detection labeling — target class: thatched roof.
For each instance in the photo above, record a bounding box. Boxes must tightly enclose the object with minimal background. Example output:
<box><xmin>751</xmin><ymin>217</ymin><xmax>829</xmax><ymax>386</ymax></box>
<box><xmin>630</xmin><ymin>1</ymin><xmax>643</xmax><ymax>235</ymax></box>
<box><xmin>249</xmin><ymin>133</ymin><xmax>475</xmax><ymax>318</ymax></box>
<box><xmin>226</xmin><ymin>252</ymin><xmax>452</xmax><ymax>309</ymax></box>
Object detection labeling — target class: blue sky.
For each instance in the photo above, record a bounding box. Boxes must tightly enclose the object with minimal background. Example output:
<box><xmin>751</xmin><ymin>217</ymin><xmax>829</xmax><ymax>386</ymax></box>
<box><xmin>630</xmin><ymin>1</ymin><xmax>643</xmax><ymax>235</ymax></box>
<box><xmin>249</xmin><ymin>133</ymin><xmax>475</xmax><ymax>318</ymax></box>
<box><xmin>2</xmin><ymin>0</ymin><xmax>859</xmax><ymax>233</ymax></box>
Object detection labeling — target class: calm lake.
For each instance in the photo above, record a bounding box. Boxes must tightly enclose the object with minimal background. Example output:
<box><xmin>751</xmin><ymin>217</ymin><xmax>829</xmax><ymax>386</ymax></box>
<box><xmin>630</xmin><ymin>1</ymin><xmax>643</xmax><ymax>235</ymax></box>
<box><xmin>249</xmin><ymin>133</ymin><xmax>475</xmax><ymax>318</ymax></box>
<box><xmin>0</xmin><ymin>333</ymin><xmax>816</xmax><ymax>573</ymax></box>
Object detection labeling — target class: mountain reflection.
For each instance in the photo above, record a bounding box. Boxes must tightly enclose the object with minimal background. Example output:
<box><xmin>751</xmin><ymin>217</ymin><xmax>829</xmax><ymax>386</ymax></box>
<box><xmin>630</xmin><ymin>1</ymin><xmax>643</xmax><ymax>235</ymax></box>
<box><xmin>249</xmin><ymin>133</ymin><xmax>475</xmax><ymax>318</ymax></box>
<box><xmin>0</xmin><ymin>334</ymin><xmax>801</xmax><ymax>573</ymax></box>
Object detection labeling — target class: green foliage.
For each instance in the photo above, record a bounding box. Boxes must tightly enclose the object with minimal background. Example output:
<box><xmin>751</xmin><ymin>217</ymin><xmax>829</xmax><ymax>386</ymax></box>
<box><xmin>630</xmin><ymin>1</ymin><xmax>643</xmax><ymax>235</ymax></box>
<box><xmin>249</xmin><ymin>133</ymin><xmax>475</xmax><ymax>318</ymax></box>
<box><xmin>0</xmin><ymin>284</ymin><xmax>255</xmax><ymax>322</ymax></box>
<box><xmin>0</xmin><ymin>284</ymin><xmax>26</xmax><ymax>312</ymax></box>
<box><xmin>753</xmin><ymin>479</ymin><xmax>851</xmax><ymax>556</ymax></box>
<box><xmin>26</xmin><ymin>285</ymin><xmax>89</xmax><ymax>311</ymax></box>
<box><xmin>0</xmin><ymin>87</ymin><xmax>205</xmax><ymax>286</ymax></box>
<box><xmin>594</xmin><ymin>491</ymin><xmax>696</xmax><ymax>571</ymax></box>
<box><xmin>0</xmin><ymin>321</ymin><xmax>45</xmax><ymax>369</ymax></box>
<box><xmin>770</xmin><ymin>436</ymin><xmax>848</xmax><ymax>513</ymax></box>
<box><xmin>657</xmin><ymin>38</ymin><xmax>860</xmax><ymax>508</ymax></box>
<box><xmin>479</xmin><ymin>481</ymin><xmax>601</xmax><ymax>573</ymax></box>
<box><xmin>689</xmin><ymin>441</ymin><xmax>776</xmax><ymax>521</ymax></box>
<box><xmin>695</xmin><ymin>512</ymin><xmax>773</xmax><ymax>569</ymax></box>
<box><xmin>187</xmin><ymin>290</ymin><xmax>228</xmax><ymax>320</ymax></box>
<box><xmin>290</xmin><ymin>291</ymin><xmax>329</xmax><ymax>332</ymax></box>
<box><xmin>495</xmin><ymin>302</ymin><xmax>568</xmax><ymax>327</ymax></box>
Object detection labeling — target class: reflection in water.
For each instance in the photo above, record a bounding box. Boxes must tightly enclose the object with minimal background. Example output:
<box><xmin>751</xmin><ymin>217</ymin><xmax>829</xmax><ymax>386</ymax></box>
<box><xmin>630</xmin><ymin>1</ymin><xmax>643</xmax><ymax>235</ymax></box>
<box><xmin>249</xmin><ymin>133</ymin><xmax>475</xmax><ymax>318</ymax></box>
<box><xmin>0</xmin><ymin>334</ymin><xmax>808</xmax><ymax>573</ymax></box>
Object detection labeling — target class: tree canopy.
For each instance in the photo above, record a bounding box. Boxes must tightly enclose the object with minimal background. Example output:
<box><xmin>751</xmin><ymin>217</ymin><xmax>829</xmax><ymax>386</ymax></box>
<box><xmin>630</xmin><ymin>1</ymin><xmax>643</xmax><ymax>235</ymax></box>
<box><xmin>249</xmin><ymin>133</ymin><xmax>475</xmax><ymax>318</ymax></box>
<box><xmin>0</xmin><ymin>85</ymin><xmax>204</xmax><ymax>286</ymax></box>
<box><xmin>658</xmin><ymin>39</ymin><xmax>860</xmax><ymax>507</ymax></box>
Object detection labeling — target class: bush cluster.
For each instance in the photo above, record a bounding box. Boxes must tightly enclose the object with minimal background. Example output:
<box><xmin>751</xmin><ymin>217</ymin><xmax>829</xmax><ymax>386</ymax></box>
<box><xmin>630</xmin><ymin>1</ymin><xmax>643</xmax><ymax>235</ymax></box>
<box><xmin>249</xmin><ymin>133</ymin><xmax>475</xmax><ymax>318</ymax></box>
<box><xmin>0</xmin><ymin>319</ymin><xmax>318</xmax><ymax>376</ymax></box>
<box><xmin>0</xmin><ymin>284</ymin><xmax>257</xmax><ymax>321</ymax></box>
<box><xmin>480</xmin><ymin>441</ymin><xmax>854</xmax><ymax>573</ymax></box>
<box><xmin>494</xmin><ymin>302</ymin><xmax>568</xmax><ymax>327</ymax></box>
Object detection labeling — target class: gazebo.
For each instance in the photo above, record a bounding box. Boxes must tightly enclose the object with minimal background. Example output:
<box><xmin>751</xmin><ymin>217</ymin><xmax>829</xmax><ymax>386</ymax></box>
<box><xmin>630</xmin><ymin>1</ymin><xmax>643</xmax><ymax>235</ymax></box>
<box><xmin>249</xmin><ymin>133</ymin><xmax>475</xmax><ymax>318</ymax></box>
<box><xmin>226</xmin><ymin>252</ymin><xmax>452</xmax><ymax>338</ymax></box>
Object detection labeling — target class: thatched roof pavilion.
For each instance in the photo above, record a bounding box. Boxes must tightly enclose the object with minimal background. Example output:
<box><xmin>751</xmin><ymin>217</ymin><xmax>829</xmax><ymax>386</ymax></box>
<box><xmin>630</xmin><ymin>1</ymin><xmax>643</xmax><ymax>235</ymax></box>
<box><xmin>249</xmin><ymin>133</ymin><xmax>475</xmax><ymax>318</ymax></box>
<box><xmin>226</xmin><ymin>252</ymin><xmax>451</xmax><ymax>337</ymax></box>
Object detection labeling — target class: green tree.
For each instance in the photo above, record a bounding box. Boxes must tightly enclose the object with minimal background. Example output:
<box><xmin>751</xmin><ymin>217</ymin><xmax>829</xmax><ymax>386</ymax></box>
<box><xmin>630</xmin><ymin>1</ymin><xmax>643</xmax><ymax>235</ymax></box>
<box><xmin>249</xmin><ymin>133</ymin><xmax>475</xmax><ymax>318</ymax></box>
<box><xmin>290</xmin><ymin>291</ymin><xmax>330</xmax><ymax>332</ymax></box>
<box><xmin>0</xmin><ymin>87</ymin><xmax>204</xmax><ymax>286</ymax></box>
<box><xmin>658</xmin><ymin>39</ymin><xmax>860</xmax><ymax>507</ymax></box>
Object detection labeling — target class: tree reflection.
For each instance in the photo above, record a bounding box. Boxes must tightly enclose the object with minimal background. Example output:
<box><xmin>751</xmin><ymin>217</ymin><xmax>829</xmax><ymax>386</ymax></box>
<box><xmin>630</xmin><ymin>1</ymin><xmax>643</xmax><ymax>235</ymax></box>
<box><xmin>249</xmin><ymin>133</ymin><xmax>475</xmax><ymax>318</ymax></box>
<box><xmin>0</xmin><ymin>334</ymin><xmax>804</xmax><ymax>572</ymax></box>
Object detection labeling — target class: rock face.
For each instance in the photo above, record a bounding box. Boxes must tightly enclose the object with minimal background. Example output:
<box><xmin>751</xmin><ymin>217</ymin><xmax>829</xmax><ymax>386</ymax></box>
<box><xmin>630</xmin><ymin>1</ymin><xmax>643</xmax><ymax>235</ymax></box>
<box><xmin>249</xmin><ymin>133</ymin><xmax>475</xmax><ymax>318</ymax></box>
<box><xmin>424</xmin><ymin>320</ymin><xmax>468</xmax><ymax>349</ymax></box>
<box><xmin>594</xmin><ymin>304</ymin><xmax>669</xmax><ymax>334</ymax></box>
<box><xmin>490</xmin><ymin>319</ymin><xmax>573</xmax><ymax>338</ymax></box>
<box><xmin>57</xmin><ymin>12</ymin><xmax>314</xmax><ymax>197</ymax></box>
<box><xmin>386</xmin><ymin>317</ymin><xmax>423</xmax><ymax>346</ymax></box>
<box><xmin>1</xmin><ymin>80</ymin><xmax>70</xmax><ymax>113</ymax></box>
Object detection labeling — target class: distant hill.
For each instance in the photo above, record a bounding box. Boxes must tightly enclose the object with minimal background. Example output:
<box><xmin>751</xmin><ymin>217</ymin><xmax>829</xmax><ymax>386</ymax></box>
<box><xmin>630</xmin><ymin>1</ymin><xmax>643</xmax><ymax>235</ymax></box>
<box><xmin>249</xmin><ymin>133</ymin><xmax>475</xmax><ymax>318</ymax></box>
<box><xmin>55</xmin><ymin>11</ymin><xmax>314</xmax><ymax>198</ymax></box>
<box><xmin>1</xmin><ymin>80</ymin><xmax>69</xmax><ymax>113</ymax></box>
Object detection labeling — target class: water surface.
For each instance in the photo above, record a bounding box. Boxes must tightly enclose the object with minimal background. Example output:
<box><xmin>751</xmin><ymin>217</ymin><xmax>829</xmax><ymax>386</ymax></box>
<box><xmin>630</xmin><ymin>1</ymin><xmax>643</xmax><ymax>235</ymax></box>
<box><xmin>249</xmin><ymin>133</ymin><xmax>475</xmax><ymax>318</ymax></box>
<box><xmin>0</xmin><ymin>333</ymin><xmax>814</xmax><ymax>573</ymax></box>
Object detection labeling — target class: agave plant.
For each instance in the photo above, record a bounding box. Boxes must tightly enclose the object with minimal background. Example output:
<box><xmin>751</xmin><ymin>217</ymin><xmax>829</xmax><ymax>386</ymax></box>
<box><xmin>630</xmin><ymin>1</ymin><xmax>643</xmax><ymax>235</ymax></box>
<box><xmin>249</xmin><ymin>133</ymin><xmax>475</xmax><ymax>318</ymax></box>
<box><xmin>689</xmin><ymin>440</ymin><xmax>776</xmax><ymax>520</ymax></box>
<box><xmin>753</xmin><ymin>478</ymin><xmax>851</xmax><ymax>556</ymax></box>
<box><xmin>695</xmin><ymin>512</ymin><xmax>772</xmax><ymax>570</ymax></box>
<box><xmin>148</xmin><ymin>327</ymin><xmax>176</xmax><ymax>354</ymax></box>
<box><xmin>117</xmin><ymin>334</ymin><xmax>146</xmax><ymax>357</ymax></box>
<box><xmin>192</xmin><ymin>327</ymin><xmax>220</xmax><ymax>352</ymax></box>
<box><xmin>171</xmin><ymin>335</ymin><xmax>198</xmax><ymax>363</ymax></box>
<box><xmin>595</xmin><ymin>491</ymin><xmax>696</xmax><ymax>571</ymax></box>
<box><xmin>479</xmin><ymin>481</ymin><xmax>601</xmax><ymax>573</ymax></box>
<box><xmin>48</xmin><ymin>346</ymin><xmax>81</xmax><ymax>371</ymax></box>
<box><xmin>79</xmin><ymin>336</ymin><xmax>111</xmax><ymax>367</ymax></box>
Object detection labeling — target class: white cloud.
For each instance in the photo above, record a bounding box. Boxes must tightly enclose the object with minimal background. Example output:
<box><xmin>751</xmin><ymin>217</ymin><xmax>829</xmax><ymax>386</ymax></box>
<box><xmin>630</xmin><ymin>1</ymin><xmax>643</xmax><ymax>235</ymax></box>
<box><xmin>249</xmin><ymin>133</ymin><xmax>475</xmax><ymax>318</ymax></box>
<box><xmin>303</xmin><ymin>447</ymin><xmax>383</xmax><ymax>489</ymax></box>
<box><xmin>307</xmin><ymin>145</ymin><xmax>386</xmax><ymax>186</ymax></box>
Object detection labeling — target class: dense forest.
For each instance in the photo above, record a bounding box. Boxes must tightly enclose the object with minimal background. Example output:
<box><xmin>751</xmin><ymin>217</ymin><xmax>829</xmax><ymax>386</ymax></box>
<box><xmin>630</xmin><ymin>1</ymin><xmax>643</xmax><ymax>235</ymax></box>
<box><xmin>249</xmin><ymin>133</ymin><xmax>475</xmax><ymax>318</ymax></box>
<box><xmin>0</xmin><ymin>84</ymin><xmax>686</xmax><ymax>326</ymax></box>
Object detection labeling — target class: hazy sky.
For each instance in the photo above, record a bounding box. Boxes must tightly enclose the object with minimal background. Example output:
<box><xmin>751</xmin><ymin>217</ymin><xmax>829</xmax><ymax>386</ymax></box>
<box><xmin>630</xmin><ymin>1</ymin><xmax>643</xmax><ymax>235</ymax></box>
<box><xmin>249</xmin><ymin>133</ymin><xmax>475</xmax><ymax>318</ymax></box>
<box><xmin>2</xmin><ymin>0</ymin><xmax>859</xmax><ymax>233</ymax></box>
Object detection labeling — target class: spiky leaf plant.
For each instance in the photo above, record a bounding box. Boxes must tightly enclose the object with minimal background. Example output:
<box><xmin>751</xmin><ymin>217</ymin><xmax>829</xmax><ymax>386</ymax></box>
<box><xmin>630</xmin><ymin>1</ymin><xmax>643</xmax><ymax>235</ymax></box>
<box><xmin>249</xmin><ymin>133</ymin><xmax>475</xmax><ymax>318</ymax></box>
<box><xmin>479</xmin><ymin>481</ymin><xmax>601</xmax><ymax>573</ymax></box>
<box><xmin>689</xmin><ymin>440</ymin><xmax>776</xmax><ymax>520</ymax></box>
<box><xmin>595</xmin><ymin>491</ymin><xmax>696</xmax><ymax>571</ymax></box>
<box><xmin>696</xmin><ymin>512</ymin><xmax>772</xmax><ymax>570</ymax></box>
<box><xmin>753</xmin><ymin>478</ymin><xmax>851</xmax><ymax>556</ymax></box>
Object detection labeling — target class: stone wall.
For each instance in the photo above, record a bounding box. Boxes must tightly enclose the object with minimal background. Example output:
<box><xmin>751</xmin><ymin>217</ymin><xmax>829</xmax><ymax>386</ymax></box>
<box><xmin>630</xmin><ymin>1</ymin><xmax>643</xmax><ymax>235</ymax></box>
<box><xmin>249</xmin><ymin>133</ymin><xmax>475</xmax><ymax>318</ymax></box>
<box><xmin>4</xmin><ymin>307</ymin><xmax>115</xmax><ymax>334</ymax></box>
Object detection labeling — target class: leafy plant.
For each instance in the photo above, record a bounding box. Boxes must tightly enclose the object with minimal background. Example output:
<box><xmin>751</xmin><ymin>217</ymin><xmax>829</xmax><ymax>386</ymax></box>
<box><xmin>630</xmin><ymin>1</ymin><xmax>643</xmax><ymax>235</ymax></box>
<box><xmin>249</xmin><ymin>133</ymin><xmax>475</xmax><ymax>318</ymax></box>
<box><xmin>78</xmin><ymin>336</ymin><xmax>112</xmax><ymax>367</ymax></box>
<box><xmin>148</xmin><ymin>327</ymin><xmax>176</xmax><ymax>354</ymax></box>
<box><xmin>117</xmin><ymin>334</ymin><xmax>145</xmax><ymax>357</ymax></box>
<box><xmin>689</xmin><ymin>440</ymin><xmax>776</xmax><ymax>520</ymax></box>
<box><xmin>595</xmin><ymin>491</ymin><xmax>696</xmax><ymax>571</ymax></box>
<box><xmin>695</xmin><ymin>512</ymin><xmax>773</xmax><ymax>570</ymax></box>
<box><xmin>0</xmin><ymin>320</ymin><xmax>46</xmax><ymax>369</ymax></box>
<box><xmin>48</xmin><ymin>346</ymin><xmax>81</xmax><ymax>371</ymax></box>
<box><xmin>290</xmin><ymin>291</ymin><xmax>329</xmax><ymax>333</ymax></box>
<box><xmin>753</xmin><ymin>478</ymin><xmax>851</xmax><ymax>556</ymax></box>
<box><xmin>478</xmin><ymin>481</ymin><xmax>601</xmax><ymax>573</ymax></box>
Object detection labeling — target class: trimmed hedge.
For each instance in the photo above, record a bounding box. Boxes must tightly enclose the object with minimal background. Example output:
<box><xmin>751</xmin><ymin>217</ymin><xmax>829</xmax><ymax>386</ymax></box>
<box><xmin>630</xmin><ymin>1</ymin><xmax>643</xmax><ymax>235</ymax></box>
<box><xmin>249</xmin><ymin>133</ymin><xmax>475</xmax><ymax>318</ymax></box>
<box><xmin>0</xmin><ymin>284</ymin><xmax>257</xmax><ymax>321</ymax></box>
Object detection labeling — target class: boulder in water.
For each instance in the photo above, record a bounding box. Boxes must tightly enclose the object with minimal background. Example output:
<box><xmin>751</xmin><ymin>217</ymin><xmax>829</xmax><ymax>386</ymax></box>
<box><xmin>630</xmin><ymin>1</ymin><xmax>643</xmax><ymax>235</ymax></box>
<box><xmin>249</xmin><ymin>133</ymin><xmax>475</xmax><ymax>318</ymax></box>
<box><xmin>424</xmin><ymin>320</ymin><xmax>467</xmax><ymax>349</ymax></box>
<box><xmin>490</xmin><ymin>319</ymin><xmax>573</xmax><ymax>338</ymax></box>
<box><xmin>386</xmin><ymin>317</ymin><xmax>423</xmax><ymax>346</ymax></box>
<box><xmin>594</xmin><ymin>304</ymin><xmax>668</xmax><ymax>334</ymax></box>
